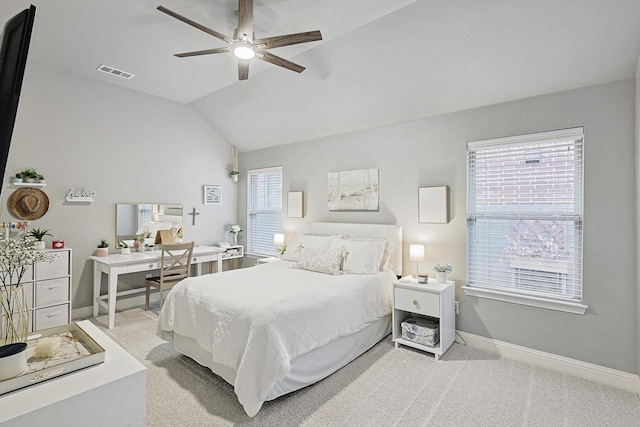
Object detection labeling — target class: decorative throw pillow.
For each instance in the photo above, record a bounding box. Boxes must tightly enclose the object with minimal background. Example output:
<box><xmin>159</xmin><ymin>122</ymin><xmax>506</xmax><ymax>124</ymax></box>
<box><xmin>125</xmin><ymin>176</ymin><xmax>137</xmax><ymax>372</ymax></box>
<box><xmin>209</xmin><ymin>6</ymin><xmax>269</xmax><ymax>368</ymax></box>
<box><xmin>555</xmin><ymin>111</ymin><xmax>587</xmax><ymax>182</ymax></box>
<box><xmin>344</xmin><ymin>237</ymin><xmax>393</xmax><ymax>271</ymax></box>
<box><xmin>329</xmin><ymin>238</ymin><xmax>385</xmax><ymax>274</ymax></box>
<box><xmin>294</xmin><ymin>247</ymin><xmax>345</xmax><ymax>275</ymax></box>
<box><xmin>281</xmin><ymin>233</ymin><xmax>337</xmax><ymax>261</ymax></box>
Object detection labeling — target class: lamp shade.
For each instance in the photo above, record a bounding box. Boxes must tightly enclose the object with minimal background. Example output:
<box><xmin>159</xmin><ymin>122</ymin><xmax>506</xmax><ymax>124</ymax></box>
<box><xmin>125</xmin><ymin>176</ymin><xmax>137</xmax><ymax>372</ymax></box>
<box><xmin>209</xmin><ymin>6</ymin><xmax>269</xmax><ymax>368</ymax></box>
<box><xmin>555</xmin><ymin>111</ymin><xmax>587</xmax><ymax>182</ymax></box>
<box><xmin>409</xmin><ymin>244</ymin><xmax>425</xmax><ymax>262</ymax></box>
<box><xmin>273</xmin><ymin>233</ymin><xmax>285</xmax><ymax>246</ymax></box>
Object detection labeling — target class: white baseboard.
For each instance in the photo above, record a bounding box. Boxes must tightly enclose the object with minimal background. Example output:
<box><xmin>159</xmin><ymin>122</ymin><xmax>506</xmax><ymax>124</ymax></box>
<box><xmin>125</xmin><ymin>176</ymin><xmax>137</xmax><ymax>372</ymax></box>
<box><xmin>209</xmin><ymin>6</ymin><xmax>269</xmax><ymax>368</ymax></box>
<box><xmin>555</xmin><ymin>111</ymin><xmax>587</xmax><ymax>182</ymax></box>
<box><xmin>457</xmin><ymin>331</ymin><xmax>640</xmax><ymax>394</ymax></box>
<box><xmin>72</xmin><ymin>293</ymin><xmax>160</xmax><ymax>322</ymax></box>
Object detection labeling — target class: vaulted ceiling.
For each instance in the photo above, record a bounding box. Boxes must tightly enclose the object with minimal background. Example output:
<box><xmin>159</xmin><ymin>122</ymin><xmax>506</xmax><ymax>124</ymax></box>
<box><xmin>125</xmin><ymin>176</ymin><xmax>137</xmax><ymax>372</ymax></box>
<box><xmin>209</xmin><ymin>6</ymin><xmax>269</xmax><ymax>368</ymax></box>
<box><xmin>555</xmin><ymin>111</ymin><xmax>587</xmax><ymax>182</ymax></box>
<box><xmin>3</xmin><ymin>0</ymin><xmax>640</xmax><ymax>152</ymax></box>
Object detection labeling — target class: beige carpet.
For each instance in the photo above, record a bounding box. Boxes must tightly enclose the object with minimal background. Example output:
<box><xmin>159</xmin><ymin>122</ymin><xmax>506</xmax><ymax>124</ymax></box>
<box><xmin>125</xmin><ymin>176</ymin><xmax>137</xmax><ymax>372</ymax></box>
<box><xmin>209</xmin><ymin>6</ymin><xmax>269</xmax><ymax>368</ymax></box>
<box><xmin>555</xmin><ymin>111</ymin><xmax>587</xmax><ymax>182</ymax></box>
<box><xmin>91</xmin><ymin>308</ymin><xmax>640</xmax><ymax>426</ymax></box>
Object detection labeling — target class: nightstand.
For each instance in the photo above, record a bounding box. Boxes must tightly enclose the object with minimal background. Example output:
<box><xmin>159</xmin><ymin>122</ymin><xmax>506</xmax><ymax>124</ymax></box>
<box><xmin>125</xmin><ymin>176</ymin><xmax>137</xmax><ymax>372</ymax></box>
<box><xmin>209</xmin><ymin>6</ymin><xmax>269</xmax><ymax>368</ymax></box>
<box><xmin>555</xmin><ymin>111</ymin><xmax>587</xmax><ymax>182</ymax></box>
<box><xmin>392</xmin><ymin>276</ymin><xmax>455</xmax><ymax>360</ymax></box>
<box><xmin>257</xmin><ymin>257</ymin><xmax>279</xmax><ymax>264</ymax></box>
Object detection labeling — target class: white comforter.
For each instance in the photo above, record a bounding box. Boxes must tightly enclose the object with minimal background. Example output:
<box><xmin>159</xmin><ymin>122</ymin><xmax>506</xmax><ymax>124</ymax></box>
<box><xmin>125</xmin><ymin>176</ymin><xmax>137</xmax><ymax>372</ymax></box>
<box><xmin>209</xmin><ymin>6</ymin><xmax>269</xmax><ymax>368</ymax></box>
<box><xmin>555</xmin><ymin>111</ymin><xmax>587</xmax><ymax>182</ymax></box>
<box><xmin>157</xmin><ymin>260</ymin><xmax>395</xmax><ymax>416</ymax></box>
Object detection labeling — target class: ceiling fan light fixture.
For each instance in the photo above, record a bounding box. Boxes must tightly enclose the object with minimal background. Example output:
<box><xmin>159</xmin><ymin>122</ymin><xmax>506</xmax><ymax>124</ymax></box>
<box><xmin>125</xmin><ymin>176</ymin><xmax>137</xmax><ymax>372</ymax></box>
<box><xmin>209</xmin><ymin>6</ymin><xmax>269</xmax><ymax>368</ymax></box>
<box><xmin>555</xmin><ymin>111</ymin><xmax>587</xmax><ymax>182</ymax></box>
<box><xmin>233</xmin><ymin>41</ymin><xmax>255</xmax><ymax>59</ymax></box>
<box><xmin>158</xmin><ymin>2</ymin><xmax>322</xmax><ymax>80</ymax></box>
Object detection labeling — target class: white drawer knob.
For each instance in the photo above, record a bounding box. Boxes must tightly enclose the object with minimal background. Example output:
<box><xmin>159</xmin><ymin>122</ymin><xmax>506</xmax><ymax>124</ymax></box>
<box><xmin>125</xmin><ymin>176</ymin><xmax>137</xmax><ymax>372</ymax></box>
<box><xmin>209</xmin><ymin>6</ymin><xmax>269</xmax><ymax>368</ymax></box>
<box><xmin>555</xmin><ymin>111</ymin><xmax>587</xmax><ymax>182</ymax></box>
<box><xmin>413</xmin><ymin>300</ymin><xmax>418</xmax><ymax>306</ymax></box>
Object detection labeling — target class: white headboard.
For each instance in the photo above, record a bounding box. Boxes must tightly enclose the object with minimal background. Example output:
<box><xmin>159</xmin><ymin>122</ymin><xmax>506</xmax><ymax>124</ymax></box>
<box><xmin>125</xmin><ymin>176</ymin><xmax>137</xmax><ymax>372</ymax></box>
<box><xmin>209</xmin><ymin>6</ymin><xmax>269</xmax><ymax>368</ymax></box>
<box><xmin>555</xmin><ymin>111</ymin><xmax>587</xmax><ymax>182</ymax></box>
<box><xmin>306</xmin><ymin>222</ymin><xmax>403</xmax><ymax>276</ymax></box>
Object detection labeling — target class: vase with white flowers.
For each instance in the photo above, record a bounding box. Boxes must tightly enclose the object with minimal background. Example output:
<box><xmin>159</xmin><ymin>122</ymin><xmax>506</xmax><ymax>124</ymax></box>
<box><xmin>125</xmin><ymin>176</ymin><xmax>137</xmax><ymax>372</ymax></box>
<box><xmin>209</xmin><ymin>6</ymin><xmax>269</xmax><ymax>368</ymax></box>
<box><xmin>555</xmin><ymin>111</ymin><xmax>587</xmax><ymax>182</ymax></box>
<box><xmin>433</xmin><ymin>262</ymin><xmax>453</xmax><ymax>284</ymax></box>
<box><xmin>229</xmin><ymin>224</ymin><xmax>242</xmax><ymax>245</ymax></box>
<box><xmin>1</xmin><ymin>238</ymin><xmax>53</xmax><ymax>345</ymax></box>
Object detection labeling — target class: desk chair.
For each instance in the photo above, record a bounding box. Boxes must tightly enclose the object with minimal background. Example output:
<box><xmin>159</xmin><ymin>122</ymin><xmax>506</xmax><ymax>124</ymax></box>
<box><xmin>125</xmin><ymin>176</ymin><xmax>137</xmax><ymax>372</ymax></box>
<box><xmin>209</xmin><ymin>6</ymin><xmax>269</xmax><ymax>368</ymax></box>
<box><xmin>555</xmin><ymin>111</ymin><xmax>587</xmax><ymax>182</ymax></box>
<box><xmin>145</xmin><ymin>242</ymin><xmax>194</xmax><ymax>310</ymax></box>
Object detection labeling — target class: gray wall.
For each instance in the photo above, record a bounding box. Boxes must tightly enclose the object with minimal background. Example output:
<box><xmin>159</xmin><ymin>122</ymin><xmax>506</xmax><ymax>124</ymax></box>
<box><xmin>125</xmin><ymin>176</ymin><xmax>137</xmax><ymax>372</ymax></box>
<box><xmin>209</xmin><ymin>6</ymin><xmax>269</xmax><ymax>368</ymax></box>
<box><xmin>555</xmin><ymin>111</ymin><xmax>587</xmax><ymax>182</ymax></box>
<box><xmin>636</xmin><ymin>60</ymin><xmax>640</xmax><ymax>380</ymax></box>
<box><xmin>1</xmin><ymin>63</ymin><xmax>238</xmax><ymax>317</ymax></box>
<box><xmin>240</xmin><ymin>79</ymin><xmax>637</xmax><ymax>374</ymax></box>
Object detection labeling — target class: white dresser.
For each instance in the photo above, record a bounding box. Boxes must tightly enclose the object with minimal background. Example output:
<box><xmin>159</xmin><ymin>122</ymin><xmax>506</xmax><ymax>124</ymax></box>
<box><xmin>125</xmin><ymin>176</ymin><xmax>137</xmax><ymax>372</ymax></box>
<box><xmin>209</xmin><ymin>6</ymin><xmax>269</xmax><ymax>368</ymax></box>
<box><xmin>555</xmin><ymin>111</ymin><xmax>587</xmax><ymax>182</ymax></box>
<box><xmin>24</xmin><ymin>249</ymin><xmax>72</xmax><ymax>332</ymax></box>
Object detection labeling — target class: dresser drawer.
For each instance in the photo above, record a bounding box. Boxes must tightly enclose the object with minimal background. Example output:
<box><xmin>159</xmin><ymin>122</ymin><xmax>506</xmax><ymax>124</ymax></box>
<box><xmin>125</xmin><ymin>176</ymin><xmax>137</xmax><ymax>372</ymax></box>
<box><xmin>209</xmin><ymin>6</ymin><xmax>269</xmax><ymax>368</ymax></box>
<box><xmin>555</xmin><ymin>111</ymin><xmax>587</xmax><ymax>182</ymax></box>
<box><xmin>35</xmin><ymin>304</ymin><xmax>70</xmax><ymax>330</ymax></box>
<box><xmin>35</xmin><ymin>278</ymin><xmax>70</xmax><ymax>307</ymax></box>
<box><xmin>24</xmin><ymin>281</ymin><xmax>33</xmax><ymax>310</ymax></box>
<box><xmin>395</xmin><ymin>288</ymin><xmax>440</xmax><ymax>317</ymax></box>
<box><xmin>36</xmin><ymin>250</ymin><xmax>70</xmax><ymax>280</ymax></box>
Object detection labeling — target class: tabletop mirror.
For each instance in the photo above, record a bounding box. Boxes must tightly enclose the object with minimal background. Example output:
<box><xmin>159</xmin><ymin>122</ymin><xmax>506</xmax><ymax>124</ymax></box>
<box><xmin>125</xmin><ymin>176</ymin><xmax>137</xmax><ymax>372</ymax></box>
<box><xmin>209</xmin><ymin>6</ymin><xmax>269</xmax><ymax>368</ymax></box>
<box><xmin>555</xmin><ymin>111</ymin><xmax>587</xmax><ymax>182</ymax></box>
<box><xmin>116</xmin><ymin>203</ymin><xmax>183</xmax><ymax>247</ymax></box>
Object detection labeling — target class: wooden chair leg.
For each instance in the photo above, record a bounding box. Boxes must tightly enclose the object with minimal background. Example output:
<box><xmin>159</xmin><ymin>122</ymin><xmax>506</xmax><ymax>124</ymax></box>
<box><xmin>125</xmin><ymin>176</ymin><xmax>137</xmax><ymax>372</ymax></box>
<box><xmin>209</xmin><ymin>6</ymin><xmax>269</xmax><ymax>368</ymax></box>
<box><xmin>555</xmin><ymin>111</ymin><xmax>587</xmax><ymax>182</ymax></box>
<box><xmin>159</xmin><ymin>287</ymin><xmax>163</xmax><ymax>310</ymax></box>
<box><xmin>145</xmin><ymin>283</ymin><xmax>150</xmax><ymax>311</ymax></box>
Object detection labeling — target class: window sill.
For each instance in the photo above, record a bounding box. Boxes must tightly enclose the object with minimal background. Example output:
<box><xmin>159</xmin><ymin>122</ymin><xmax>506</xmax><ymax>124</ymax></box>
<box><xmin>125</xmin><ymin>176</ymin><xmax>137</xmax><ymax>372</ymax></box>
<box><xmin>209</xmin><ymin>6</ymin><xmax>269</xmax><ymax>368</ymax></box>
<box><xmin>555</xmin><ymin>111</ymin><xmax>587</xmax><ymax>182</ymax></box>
<box><xmin>462</xmin><ymin>286</ymin><xmax>588</xmax><ymax>315</ymax></box>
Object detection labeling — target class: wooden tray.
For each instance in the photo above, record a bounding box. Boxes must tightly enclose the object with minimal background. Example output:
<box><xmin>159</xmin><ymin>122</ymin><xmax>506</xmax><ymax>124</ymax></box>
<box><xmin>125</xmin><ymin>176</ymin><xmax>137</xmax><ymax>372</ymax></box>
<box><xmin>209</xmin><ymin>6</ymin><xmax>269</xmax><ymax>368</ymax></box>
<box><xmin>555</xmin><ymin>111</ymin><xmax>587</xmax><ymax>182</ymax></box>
<box><xmin>0</xmin><ymin>322</ymin><xmax>105</xmax><ymax>395</ymax></box>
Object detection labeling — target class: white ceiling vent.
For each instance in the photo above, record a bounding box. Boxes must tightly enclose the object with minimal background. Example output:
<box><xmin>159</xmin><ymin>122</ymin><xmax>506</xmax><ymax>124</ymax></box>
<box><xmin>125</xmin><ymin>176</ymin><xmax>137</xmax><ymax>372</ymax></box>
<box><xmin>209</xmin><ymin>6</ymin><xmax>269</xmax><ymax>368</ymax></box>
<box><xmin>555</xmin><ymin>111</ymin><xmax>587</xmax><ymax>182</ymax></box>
<box><xmin>97</xmin><ymin>64</ymin><xmax>135</xmax><ymax>80</ymax></box>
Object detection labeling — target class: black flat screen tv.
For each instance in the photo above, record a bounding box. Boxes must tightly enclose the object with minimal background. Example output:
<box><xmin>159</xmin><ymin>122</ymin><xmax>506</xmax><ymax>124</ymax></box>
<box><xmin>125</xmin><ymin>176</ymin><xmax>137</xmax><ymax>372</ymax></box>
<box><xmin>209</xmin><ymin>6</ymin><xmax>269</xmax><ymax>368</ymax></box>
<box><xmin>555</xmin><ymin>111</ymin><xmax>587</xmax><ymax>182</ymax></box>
<box><xmin>0</xmin><ymin>5</ymin><xmax>36</xmax><ymax>198</ymax></box>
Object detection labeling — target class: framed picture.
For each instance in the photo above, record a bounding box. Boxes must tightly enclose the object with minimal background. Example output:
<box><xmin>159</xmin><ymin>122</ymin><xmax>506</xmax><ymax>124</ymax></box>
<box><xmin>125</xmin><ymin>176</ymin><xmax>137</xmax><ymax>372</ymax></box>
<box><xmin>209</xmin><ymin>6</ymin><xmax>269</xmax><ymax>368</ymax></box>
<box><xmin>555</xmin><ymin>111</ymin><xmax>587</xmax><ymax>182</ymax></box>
<box><xmin>288</xmin><ymin>191</ymin><xmax>304</xmax><ymax>218</ymax></box>
<box><xmin>203</xmin><ymin>185</ymin><xmax>221</xmax><ymax>205</ymax></box>
<box><xmin>418</xmin><ymin>186</ymin><xmax>449</xmax><ymax>223</ymax></box>
<box><xmin>328</xmin><ymin>168</ymin><xmax>379</xmax><ymax>211</ymax></box>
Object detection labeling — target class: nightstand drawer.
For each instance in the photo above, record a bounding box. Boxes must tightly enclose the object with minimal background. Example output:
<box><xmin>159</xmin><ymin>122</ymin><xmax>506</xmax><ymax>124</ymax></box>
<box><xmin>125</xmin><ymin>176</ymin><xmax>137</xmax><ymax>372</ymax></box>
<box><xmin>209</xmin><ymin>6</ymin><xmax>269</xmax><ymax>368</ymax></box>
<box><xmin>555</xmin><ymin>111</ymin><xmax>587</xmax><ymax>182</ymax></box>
<box><xmin>395</xmin><ymin>288</ymin><xmax>440</xmax><ymax>317</ymax></box>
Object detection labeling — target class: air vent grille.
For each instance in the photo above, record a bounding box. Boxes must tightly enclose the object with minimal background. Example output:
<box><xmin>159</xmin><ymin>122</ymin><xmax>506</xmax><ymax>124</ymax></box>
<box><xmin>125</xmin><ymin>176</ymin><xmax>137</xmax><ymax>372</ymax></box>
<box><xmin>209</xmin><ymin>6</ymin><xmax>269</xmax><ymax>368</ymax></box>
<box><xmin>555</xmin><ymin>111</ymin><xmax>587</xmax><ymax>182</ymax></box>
<box><xmin>97</xmin><ymin>64</ymin><xmax>135</xmax><ymax>80</ymax></box>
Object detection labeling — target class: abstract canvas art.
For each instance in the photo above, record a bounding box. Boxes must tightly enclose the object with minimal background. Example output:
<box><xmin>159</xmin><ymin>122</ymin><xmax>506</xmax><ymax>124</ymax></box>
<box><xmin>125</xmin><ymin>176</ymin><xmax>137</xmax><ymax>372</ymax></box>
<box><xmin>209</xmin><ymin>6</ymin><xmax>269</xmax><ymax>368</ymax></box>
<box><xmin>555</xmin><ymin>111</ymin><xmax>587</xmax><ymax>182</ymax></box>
<box><xmin>328</xmin><ymin>168</ymin><xmax>379</xmax><ymax>211</ymax></box>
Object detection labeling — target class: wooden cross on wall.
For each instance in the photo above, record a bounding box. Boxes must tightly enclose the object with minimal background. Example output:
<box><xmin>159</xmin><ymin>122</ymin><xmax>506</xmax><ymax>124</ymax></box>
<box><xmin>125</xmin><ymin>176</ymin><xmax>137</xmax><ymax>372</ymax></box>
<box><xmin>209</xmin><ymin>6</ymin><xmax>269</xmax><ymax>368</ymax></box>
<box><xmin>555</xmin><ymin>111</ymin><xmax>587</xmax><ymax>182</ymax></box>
<box><xmin>188</xmin><ymin>207</ymin><xmax>200</xmax><ymax>226</ymax></box>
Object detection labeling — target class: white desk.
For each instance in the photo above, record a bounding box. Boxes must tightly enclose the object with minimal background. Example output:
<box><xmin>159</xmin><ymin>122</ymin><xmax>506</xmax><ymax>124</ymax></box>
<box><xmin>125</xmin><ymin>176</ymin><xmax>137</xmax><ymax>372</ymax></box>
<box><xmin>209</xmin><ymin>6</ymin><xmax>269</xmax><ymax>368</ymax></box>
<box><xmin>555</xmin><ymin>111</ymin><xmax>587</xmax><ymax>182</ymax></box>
<box><xmin>92</xmin><ymin>245</ymin><xmax>225</xmax><ymax>329</ymax></box>
<box><xmin>0</xmin><ymin>320</ymin><xmax>146</xmax><ymax>427</ymax></box>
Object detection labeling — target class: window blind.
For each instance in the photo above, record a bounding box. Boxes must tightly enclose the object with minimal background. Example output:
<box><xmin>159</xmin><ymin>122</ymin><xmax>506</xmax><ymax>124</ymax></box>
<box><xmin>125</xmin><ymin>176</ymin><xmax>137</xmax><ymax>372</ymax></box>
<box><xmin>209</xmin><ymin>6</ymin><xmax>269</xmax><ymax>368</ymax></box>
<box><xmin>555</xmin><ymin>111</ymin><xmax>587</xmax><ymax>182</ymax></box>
<box><xmin>247</xmin><ymin>166</ymin><xmax>282</xmax><ymax>256</ymax></box>
<box><xmin>466</xmin><ymin>127</ymin><xmax>583</xmax><ymax>303</ymax></box>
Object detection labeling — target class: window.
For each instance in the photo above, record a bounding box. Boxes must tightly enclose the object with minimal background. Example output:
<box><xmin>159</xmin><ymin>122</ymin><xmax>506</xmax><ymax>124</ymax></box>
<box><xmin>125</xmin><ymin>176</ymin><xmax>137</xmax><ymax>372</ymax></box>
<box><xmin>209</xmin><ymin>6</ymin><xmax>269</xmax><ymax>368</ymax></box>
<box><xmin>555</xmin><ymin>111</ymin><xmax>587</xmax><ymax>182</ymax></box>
<box><xmin>463</xmin><ymin>128</ymin><xmax>586</xmax><ymax>314</ymax></box>
<box><xmin>247</xmin><ymin>166</ymin><xmax>282</xmax><ymax>256</ymax></box>
<box><xmin>137</xmin><ymin>204</ymin><xmax>152</xmax><ymax>231</ymax></box>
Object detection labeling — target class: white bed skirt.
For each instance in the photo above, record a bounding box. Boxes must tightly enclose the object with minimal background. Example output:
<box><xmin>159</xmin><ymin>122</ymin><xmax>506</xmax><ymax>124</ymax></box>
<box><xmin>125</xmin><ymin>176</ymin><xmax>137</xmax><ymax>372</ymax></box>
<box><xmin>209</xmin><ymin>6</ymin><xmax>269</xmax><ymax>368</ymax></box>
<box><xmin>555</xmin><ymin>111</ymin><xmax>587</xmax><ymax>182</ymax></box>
<box><xmin>172</xmin><ymin>314</ymin><xmax>391</xmax><ymax>401</ymax></box>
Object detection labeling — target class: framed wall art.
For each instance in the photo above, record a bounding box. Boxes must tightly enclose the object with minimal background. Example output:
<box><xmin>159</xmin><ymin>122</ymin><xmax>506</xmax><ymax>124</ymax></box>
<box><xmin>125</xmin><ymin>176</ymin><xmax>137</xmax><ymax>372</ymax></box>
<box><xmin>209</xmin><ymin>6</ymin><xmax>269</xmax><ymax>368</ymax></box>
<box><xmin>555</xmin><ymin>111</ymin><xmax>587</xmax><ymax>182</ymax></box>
<box><xmin>203</xmin><ymin>185</ymin><xmax>221</xmax><ymax>205</ymax></box>
<box><xmin>288</xmin><ymin>191</ymin><xmax>304</xmax><ymax>218</ymax></box>
<box><xmin>328</xmin><ymin>168</ymin><xmax>379</xmax><ymax>211</ymax></box>
<box><xmin>418</xmin><ymin>186</ymin><xmax>449</xmax><ymax>223</ymax></box>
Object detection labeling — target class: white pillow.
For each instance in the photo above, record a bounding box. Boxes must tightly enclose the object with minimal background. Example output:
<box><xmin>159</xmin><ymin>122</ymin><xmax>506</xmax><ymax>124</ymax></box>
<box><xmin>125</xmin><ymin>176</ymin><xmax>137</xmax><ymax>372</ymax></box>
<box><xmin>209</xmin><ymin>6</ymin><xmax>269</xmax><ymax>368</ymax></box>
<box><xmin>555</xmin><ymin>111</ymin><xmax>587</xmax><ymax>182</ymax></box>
<box><xmin>281</xmin><ymin>233</ymin><xmax>337</xmax><ymax>261</ymax></box>
<box><xmin>343</xmin><ymin>237</ymin><xmax>392</xmax><ymax>271</ymax></box>
<box><xmin>329</xmin><ymin>238</ymin><xmax>385</xmax><ymax>274</ymax></box>
<box><xmin>294</xmin><ymin>247</ymin><xmax>344</xmax><ymax>275</ymax></box>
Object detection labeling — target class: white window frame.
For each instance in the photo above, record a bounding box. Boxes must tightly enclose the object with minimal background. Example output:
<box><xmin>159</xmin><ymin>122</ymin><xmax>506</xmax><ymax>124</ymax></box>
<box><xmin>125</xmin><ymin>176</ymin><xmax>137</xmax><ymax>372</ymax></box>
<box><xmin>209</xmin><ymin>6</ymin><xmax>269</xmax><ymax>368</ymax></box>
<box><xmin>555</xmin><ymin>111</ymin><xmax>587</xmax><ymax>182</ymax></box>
<box><xmin>462</xmin><ymin>127</ymin><xmax>587</xmax><ymax>315</ymax></box>
<box><xmin>246</xmin><ymin>166</ymin><xmax>283</xmax><ymax>257</ymax></box>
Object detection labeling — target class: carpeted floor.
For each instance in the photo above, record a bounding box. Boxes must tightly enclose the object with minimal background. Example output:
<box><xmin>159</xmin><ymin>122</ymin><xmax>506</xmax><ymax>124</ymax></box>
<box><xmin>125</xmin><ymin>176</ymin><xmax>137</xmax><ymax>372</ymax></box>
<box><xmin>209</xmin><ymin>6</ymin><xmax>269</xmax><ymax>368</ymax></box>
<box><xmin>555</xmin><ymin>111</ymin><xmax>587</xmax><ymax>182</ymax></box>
<box><xmin>91</xmin><ymin>308</ymin><xmax>640</xmax><ymax>426</ymax></box>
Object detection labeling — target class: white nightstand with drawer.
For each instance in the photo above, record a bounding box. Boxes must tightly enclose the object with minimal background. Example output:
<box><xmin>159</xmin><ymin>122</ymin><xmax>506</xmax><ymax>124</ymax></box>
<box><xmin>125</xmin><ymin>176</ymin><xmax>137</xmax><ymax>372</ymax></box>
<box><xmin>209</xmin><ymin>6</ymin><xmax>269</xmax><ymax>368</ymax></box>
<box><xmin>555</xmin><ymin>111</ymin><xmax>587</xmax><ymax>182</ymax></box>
<box><xmin>392</xmin><ymin>276</ymin><xmax>455</xmax><ymax>360</ymax></box>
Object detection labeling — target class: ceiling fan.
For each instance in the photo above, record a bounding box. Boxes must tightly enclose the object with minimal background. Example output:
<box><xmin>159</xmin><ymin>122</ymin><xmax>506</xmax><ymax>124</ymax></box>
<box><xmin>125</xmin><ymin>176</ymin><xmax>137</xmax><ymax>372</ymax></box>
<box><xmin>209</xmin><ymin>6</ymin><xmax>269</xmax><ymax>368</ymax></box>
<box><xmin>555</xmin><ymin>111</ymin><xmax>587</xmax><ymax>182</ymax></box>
<box><xmin>157</xmin><ymin>0</ymin><xmax>322</xmax><ymax>80</ymax></box>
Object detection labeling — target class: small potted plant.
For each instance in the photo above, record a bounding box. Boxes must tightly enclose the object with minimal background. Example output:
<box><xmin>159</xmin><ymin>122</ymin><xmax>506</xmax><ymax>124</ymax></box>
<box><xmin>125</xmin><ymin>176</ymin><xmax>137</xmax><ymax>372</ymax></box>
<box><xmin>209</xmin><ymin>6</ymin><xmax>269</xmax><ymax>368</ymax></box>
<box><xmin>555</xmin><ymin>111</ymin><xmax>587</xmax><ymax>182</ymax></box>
<box><xmin>230</xmin><ymin>170</ymin><xmax>240</xmax><ymax>182</ymax></box>
<box><xmin>28</xmin><ymin>228</ymin><xmax>52</xmax><ymax>250</ymax></box>
<box><xmin>35</xmin><ymin>173</ymin><xmax>45</xmax><ymax>184</ymax></box>
<box><xmin>119</xmin><ymin>241</ymin><xmax>131</xmax><ymax>255</ymax></box>
<box><xmin>13</xmin><ymin>173</ymin><xmax>22</xmax><ymax>184</ymax></box>
<box><xmin>96</xmin><ymin>240</ymin><xmax>109</xmax><ymax>257</ymax></box>
<box><xmin>134</xmin><ymin>235</ymin><xmax>145</xmax><ymax>252</ymax></box>
<box><xmin>433</xmin><ymin>262</ymin><xmax>453</xmax><ymax>284</ymax></box>
<box><xmin>277</xmin><ymin>244</ymin><xmax>287</xmax><ymax>257</ymax></box>
<box><xmin>19</xmin><ymin>167</ymin><xmax>38</xmax><ymax>183</ymax></box>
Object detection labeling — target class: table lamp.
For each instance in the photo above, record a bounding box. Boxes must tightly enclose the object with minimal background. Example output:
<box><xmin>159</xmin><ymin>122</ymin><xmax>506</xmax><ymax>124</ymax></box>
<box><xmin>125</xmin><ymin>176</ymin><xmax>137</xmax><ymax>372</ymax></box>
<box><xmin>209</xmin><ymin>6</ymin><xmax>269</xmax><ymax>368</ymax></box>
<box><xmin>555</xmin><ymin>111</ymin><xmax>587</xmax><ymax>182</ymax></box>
<box><xmin>409</xmin><ymin>244</ymin><xmax>425</xmax><ymax>278</ymax></box>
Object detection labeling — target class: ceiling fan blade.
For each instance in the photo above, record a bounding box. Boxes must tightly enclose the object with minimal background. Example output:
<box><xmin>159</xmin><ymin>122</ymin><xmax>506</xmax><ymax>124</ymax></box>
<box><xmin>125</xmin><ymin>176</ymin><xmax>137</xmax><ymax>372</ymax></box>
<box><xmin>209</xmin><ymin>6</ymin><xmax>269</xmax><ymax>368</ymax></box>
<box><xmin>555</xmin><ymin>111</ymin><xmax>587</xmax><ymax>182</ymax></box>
<box><xmin>237</xmin><ymin>0</ymin><xmax>254</xmax><ymax>40</ymax></box>
<box><xmin>157</xmin><ymin>5</ymin><xmax>232</xmax><ymax>43</ymax></box>
<box><xmin>238</xmin><ymin>60</ymin><xmax>250</xmax><ymax>80</ymax></box>
<box><xmin>254</xmin><ymin>30</ymin><xmax>322</xmax><ymax>50</ymax></box>
<box><xmin>175</xmin><ymin>47</ymin><xmax>231</xmax><ymax>57</ymax></box>
<box><xmin>259</xmin><ymin>52</ymin><xmax>305</xmax><ymax>73</ymax></box>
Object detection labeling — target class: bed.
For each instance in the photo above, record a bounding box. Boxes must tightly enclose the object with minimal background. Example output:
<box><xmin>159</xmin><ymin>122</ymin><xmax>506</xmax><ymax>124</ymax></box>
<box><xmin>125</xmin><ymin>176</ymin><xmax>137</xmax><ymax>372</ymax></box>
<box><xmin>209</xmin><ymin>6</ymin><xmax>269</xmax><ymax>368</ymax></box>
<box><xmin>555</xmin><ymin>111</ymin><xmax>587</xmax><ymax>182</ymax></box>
<box><xmin>157</xmin><ymin>222</ymin><xmax>402</xmax><ymax>416</ymax></box>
